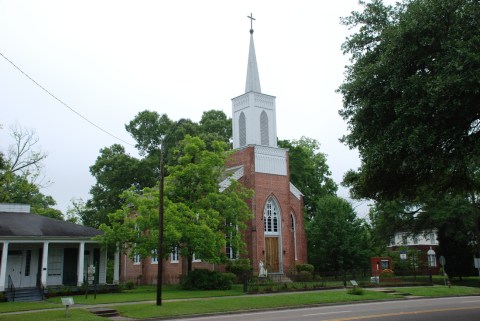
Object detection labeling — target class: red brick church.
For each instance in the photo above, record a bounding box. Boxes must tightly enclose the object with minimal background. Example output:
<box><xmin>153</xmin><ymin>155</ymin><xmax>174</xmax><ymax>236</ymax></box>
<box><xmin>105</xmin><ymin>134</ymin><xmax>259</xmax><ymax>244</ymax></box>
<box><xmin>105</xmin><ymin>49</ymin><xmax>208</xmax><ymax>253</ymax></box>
<box><xmin>119</xmin><ymin>21</ymin><xmax>307</xmax><ymax>284</ymax></box>
<box><xmin>226</xmin><ymin>24</ymin><xmax>307</xmax><ymax>275</ymax></box>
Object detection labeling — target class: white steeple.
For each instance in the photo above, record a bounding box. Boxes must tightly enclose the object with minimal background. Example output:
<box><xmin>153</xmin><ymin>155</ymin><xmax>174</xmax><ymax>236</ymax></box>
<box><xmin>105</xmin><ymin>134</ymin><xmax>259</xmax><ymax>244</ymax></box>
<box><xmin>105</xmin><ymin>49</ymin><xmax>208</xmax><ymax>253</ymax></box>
<box><xmin>232</xmin><ymin>15</ymin><xmax>278</xmax><ymax>150</ymax></box>
<box><xmin>245</xmin><ymin>30</ymin><xmax>261</xmax><ymax>93</ymax></box>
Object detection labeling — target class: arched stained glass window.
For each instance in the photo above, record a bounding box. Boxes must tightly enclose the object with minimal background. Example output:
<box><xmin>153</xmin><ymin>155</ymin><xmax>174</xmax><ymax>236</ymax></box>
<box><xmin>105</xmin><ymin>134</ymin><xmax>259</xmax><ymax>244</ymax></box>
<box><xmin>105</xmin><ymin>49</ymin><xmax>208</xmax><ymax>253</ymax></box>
<box><xmin>264</xmin><ymin>198</ymin><xmax>279</xmax><ymax>235</ymax></box>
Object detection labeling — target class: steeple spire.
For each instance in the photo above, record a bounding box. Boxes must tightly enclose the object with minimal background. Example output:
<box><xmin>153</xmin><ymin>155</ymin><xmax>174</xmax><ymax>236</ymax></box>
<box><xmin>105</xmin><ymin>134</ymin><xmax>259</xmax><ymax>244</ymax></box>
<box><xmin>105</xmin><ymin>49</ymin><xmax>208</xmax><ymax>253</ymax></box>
<box><xmin>245</xmin><ymin>13</ymin><xmax>261</xmax><ymax>93</ymax></box>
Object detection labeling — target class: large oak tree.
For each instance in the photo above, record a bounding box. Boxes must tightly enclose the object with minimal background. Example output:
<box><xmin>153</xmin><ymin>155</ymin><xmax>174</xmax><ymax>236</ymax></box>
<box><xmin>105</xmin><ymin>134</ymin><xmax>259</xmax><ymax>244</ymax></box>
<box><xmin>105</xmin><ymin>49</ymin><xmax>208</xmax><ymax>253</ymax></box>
<box><xmin>98</xmin><ymin>135</ymin><xmax>252</xmax><ymax>274</ymax></box>
<box><xmin>339</xmin><ymin>0</ymin><xmax>480</xmax><ymax>257</ymax></box>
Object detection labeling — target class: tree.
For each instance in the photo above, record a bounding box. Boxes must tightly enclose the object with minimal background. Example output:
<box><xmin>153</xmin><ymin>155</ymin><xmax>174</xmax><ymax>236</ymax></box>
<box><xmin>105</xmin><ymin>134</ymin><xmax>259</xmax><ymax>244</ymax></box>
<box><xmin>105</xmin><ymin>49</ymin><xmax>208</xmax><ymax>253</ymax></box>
<box><xmin>369</xmin><ymin>196</ymin><xmax>478</xmax><ymax>278</ymax></box>
<box><xmin>278</xmin><ymin>137</ymin><xmax>337</xmax><ymax>218</ymax></box>
<box><xmin>0</xmin><ymin>125</ymin><xmax>62</xmax><ymax>219</ymax></box>
<box><xmin>82</xmin><ymin>110</ymin><xmax>232</xmax><ymax>227</ymax></box>
<box><xmin>421</xmin><ymin>197</ymin><xmax>477</xmax><ymax>278</ymax></box>
<box><xmin>98</xmin><ymin>135</ymin><xmax>252</xmax><ymax>274</ymax></box>
<box><xmin>306</xmin><ymin>195</ymin><xmax>372</xmax><ymax>278</ymax></box>
<box><xmin>85</xmin><ymin>144</ymin><xmax>157</xmax><ymax>228</ymax></box>
<box><xmin>338</xmin><ymin>0</ymin><xmax>480</xmax><ymax>256</ymax></box>
<box><xmin>198</xmin><ymin>110</ymin><xmax>232</xmax><ymax>148</ymax></box>
<box><xmin>339</xmin><ymin>0</ymin><xmax>480</xmax><ymax>201</ymax></box>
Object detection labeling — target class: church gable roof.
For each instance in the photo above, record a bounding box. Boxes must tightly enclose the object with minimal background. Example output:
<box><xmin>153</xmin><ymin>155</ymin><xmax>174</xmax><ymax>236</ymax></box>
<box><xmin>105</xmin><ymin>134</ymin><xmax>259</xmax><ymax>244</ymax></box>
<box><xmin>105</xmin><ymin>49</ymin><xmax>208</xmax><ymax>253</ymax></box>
<box><xmin>219</xmin><ymin>166</ymin><xmax>244</xmax><ymax>192</ymax></box>
<box><xmin>0</xmin><ymin>212</ymin><xmax>102</xmax><ymax>238</ymax></box>
<box><xmin>290</xmin><ymin>182</ymin><xmax>303</xmax><ymax>200</ymax></box>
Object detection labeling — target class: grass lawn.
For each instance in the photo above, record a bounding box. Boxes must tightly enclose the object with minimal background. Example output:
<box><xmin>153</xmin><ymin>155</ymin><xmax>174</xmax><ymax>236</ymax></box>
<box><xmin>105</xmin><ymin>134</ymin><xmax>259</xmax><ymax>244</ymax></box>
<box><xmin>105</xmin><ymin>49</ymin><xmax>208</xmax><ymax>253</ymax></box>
<box><xmin>46</xmin><ymin>284</ymin><xmax>246</xmax><ymax>305</ymax></box>
<box><xmin>0</xmin><ymin>301</ymin><xmax>60</xmax><ymax>313</ymax></box>
<box><xmin>112</xmin><ymin>290</ymin><xmax>395</xmax><ymax>319</ymax></box>
<box><xmin>392</xmin><ymin>285</ymin><xmax>480</xmax><ymax>297</ymax></box>
<box><xmin>0</xmin><ymin>309</ymin><xmax>104</xmax><ymax>321</ymax></box>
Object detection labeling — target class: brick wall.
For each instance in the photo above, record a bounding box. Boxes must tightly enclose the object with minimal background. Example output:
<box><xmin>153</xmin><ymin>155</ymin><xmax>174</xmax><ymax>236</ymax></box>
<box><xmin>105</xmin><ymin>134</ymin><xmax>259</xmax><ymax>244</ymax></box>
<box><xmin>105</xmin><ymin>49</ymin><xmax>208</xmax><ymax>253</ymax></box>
<box><xmin>120</xmin><ymin>144</ymin><xmax>308</xmax><ymax>284</ymax></box>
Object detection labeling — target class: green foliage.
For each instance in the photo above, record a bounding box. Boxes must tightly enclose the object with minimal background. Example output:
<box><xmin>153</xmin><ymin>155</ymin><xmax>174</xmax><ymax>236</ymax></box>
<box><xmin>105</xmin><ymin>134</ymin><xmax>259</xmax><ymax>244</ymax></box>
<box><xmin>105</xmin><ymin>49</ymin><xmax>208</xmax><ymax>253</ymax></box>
<box><xmin>370</xmin><ymin>195</ymin><xmax>478</xmax><ymax>278</ymax></box>
<box><xmin>125</xmin><ymin>111</ymin><xmax>175</xmax><ymax>156</ymax></box>
<box><xmin>339</xmin><ymin>0</ymin><xmax>480</xmax><ymax>264</ymax></box>
<box><xmin>306</xmin><ymin>195</ymin><xmax>372</xmax><ymax>274</ymax></box>
<box><xmin>339</xmin><ymin>0</ymin><xmax>480</xmax><ymax>201</ymax></box>
<box><xmin>297</xmin><ymin>271</ymin><xmax>313</xmax><ymax>282</ymax></box>
<box><xmin>97</xmin><ymin>135</ymin><xmax>252</xmax><ymax>273</ymax></box>
<box><xmin>431</xmin><ymin>197</ymin><xmax>478</xmax><ymax>277</ymax></box>
<box><xmin>84</xmin><ymin>144</ymin><xmax>157</xmax><ymax>228</ymax></box>
<box><xmin>124</xmin><ymin>281</ymin><xmax>135</xmax><ymax>290</ymax></box>
<box><xmin>226</xmin><ymin>258</ymin><xmax>252</xmax><ymax>281</ymax></box>
<box><xmin>180</xmin><ymin>269</ymin><xmax>233</xmax><ymax>290</ymax></box>
<box><xmin>296</xmin><ymin>264</ymin><xmax>314</xmax><ymax>273</ymax></box>
<box><xmin>347</xmin><ymin>286</ymin><xmax>364</xmax><ymax>295</ymax></box>
<box><xmin>379</xmin><ymin>269</ymin><xmax>395</xmax><ymax>278</ymax></box>
<box><xmin>389</xmin><ymin>247</ymin><xmax>425</xmax><ymax>276</ymax></box>
<box><xmin>84</xmin><ymin>110</ymin><xmax>233</xmax><ymax>228</ymax></box>
<box><xmin>278</xmin><ymin>137</ymin><xmax>337</xmax><ymax>217</ymax></box>
<box><xmin>198</xmin><ymin>110</ymin><xmax>232</xmax><ymax>148</ymax></box>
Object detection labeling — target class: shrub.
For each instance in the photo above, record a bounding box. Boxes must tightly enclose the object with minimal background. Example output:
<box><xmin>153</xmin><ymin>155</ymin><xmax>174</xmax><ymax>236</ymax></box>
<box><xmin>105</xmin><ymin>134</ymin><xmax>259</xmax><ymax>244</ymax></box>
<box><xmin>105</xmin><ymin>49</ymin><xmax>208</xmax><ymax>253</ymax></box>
<box><xmin>297</xmin><ymin>270</ymin><xmax>313</xmax><ymax>282</ymax></box>
<box><xmin>296</xmin><ymin>264</ymin><xmax>314</xmax><ymax>273</ymax></box>
<box><xmin>347</xmin><ymin>286</ymin><xmax>364</xmax><ymax>295</ymax></box>
<box><xmin>226</xmin><ymin>259</ymin><xmax>252</xmax><ymax>282</ymax></box>
<box><xmin>380</xmin><ymin>269</ymin><xmax>395</xmax><ymax>278</ymax></box>
<box><xmin>222</xmin><ymin>272</ymin><xmax>237</xmax><ymax>285</ymax></box>
<box><xmin>125</xmin><ymin>281</ymin><xmax>135</xmax><ymax>290</ymax></box>
<box><xmin>181</xmin><ymin>269</ymin><xmax>233</xmax><ymax>290</ymax></box>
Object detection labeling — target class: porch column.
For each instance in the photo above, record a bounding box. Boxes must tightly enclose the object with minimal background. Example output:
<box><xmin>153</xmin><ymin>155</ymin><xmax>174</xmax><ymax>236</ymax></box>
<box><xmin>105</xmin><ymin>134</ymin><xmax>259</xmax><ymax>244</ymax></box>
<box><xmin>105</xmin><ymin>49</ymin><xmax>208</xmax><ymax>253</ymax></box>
<box><xmin>113</xmin><ymin>244</ymin><xmax>120</xmax><ymax>284</ymax></box>
<box><xmin>0</xmin><ymin>241</ymin><xmax>9</xmax><ymax>291</ymax></box>
<box><xmin>41</xmin><ymin>241</ymin><xmax>49</xmax><ymax>286</ymax></box>
<box><xmin>77</xmin><ymin>242</ymin><xmax>85</xmax><ymax>286</ymax></box>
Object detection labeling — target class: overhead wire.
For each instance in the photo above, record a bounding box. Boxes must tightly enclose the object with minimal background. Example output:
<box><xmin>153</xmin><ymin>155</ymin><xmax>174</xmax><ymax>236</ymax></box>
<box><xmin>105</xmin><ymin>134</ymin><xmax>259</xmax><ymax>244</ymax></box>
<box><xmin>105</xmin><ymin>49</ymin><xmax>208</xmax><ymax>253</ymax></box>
<box><xmin>0</xmin><ymin>51</ymin><xmax>135</xmax><ymax>147</ymax></box>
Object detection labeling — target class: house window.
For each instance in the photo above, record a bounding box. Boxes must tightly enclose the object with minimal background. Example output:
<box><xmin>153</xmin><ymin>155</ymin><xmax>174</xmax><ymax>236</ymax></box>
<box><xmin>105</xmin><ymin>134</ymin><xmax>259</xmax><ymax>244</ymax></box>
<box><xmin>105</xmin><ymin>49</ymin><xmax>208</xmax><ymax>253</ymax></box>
<box><xmin>226</xmin><ymin>242</ymin><xmax>236</xmax><ymax>260</ymax></box>
<box><xmin>239</xmin><ymin>112</ymin><xmax>246</xmax><ymax>146</ymax></box>
<box><xmin>133</xmin><ymin>244</ymin><xmax>141</xmax><ymax>265</ymax></box>
<box><xmin>381</xmin><ymin>260</ymin><xmax>390</xmax><ymax>270</ymax></box>
<box><xmin>260</xmin><ymin>111</ymin><xmax>269</xmax><ymax>145</ymax></box>
<box><xmin>264</xmin><ymin>198</ymin><xmax>280</xmax><ymax>235</ymax></box>
<box><xmin>48</xmin><ymin>248</ymin><xmax>63</xmax><ymax>276</ymax></box>
<box><xmin>133</xmin><ymin>252</ymin><xmax>141</xmax><ymax>265</ymax></box>
<box><xmin>170</xmin><ymin>248</ymin><xmax>179</xmax><ymax>263</ymax></box>
<box><xmin>428</xmin><ymin>252</ymin><xmax>437</xmax><ymax>267</ymax></box>
<box><xmin>151</xmin><ymin>249</ymin><xmax>158</xmax><ymax>264</ymax></box>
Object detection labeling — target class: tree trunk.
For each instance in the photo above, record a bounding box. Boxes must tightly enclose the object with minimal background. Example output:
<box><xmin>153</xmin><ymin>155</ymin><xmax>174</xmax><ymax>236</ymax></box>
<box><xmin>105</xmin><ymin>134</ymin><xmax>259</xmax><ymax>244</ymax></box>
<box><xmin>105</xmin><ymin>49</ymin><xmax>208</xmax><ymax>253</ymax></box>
<box><xmin>187</xmin><ymin>255</ymin><xmax>193</xmax><ymax>273</ymax></box>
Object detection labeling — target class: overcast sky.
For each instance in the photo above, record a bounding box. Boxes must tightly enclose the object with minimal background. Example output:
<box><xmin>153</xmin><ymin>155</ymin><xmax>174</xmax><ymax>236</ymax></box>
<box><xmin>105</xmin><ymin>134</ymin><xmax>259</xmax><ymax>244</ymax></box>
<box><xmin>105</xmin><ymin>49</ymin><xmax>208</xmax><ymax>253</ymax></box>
<box><xmin>1</xmin><ymin>0</ymin><xmax>374</xmax><ymax>217</ymax></box>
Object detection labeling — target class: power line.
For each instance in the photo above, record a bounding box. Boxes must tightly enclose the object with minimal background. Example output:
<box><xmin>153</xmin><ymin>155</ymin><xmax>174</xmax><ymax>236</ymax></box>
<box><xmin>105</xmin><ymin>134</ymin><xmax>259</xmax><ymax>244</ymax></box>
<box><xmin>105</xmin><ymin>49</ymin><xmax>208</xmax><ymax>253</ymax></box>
<box><xmin>0</xmin><ymin>51</ymin><xmax>135</xmax><ymax>147</ymax></box>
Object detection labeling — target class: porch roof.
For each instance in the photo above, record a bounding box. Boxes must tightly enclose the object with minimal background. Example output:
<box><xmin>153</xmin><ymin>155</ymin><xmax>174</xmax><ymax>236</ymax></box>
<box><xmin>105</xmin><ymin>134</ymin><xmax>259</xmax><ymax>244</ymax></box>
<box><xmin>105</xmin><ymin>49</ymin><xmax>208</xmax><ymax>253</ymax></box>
<box><xmin>0</xmin><ymin>212</ymin><xmax>102</xmax><ymax>238</ymax></box>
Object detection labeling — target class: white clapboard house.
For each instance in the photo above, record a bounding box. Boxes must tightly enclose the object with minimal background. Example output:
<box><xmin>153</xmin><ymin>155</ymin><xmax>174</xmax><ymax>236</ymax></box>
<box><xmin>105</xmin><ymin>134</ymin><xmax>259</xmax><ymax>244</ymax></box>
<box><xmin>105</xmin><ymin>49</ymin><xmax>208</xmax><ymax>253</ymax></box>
<box><xmin>0</xmin><ymin>203</ymin><xmax>108</xmax><ymax>301</ymax></box>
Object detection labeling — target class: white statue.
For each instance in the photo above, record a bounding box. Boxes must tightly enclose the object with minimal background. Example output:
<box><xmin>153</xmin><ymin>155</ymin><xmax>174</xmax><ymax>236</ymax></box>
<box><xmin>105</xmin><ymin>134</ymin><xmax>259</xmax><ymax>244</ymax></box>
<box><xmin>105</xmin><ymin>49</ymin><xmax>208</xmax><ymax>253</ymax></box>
<box><xmin>259</xmin><ymin>260</ymin><xmax>267</xmax><ymax>277</ymax></box>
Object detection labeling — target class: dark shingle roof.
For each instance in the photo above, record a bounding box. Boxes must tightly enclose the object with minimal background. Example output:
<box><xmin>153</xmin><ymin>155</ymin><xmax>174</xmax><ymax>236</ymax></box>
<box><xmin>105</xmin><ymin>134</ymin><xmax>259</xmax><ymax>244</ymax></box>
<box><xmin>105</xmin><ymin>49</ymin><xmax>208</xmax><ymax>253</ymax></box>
<box><xmin>0</xmin><ymin>212</ymin><xmax>102</xmax><ymax>238</ymax></box>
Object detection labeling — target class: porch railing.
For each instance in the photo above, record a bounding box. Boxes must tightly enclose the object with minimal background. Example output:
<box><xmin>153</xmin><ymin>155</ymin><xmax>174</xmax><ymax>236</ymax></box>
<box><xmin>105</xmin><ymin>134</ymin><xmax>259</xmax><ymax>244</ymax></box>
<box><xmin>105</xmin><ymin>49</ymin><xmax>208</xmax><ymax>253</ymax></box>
<box><xmin>7</xmin><ymin>275</ymin><xmax>15</xmax><ymax>302</ymax></box>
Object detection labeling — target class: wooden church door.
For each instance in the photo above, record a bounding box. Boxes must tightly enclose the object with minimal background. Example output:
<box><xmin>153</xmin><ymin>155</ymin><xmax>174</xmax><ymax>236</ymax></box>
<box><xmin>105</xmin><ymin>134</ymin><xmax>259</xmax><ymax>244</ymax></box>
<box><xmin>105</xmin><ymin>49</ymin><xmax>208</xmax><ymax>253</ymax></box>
<box><xmin>265</xmin><ymin>237</ymin><xmax>280</xmax><ymax>272</ymax></box>
<box><xmin>264</xmin><ymin>197</ymin><xmax>281</xmax><ymax>273</ymax></box>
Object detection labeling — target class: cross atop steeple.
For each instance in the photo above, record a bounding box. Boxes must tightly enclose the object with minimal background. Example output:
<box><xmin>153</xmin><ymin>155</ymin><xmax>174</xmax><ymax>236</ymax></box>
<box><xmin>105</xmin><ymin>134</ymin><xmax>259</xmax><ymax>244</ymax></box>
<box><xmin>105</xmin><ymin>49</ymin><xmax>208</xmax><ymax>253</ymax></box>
<box><xmin>247</xmin><ymin>13</ymin><xmax>255</xmax><ymax>34</ymax></box>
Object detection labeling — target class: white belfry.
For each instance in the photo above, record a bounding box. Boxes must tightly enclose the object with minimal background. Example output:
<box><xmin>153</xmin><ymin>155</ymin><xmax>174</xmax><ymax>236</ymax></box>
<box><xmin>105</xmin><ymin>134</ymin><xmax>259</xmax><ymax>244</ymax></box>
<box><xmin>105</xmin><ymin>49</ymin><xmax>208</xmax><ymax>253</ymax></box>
<box><xmin>232</xmin><ymin>25</ymin><xmax>278</xmax><ymax>150</ymax></box>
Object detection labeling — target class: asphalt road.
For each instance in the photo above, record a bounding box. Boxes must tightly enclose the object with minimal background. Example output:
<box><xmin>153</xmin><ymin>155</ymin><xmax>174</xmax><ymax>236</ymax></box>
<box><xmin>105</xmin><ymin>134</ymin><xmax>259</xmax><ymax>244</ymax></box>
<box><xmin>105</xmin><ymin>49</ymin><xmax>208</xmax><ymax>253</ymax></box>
<box><xmin>171</xmin><ymin>296</ymin><xmax>480</xmax><ymax>321</ymax></box>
